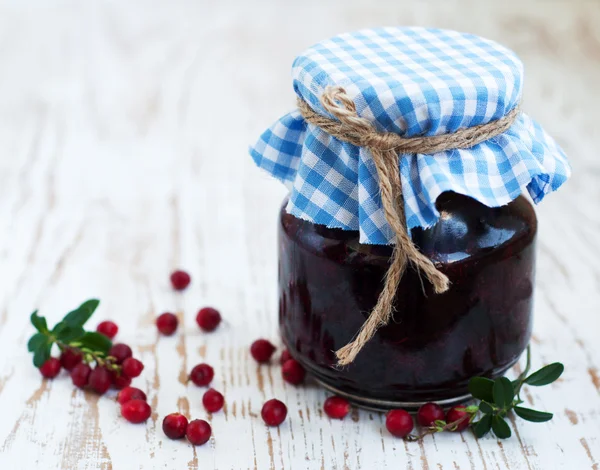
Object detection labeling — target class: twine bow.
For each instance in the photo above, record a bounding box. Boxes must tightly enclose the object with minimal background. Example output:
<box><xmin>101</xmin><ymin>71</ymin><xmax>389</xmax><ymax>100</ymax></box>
<box><xmin>297</xmin><ymin>86</ymin><xmax>520</xmax><ymax>366</ymax></box>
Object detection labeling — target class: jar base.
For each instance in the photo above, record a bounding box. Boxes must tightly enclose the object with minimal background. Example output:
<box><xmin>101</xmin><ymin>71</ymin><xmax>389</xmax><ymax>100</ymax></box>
<box><xmin>314</xmin><ymin>378</ymin><xmax>473</xmax><ymax>411</ymax></box>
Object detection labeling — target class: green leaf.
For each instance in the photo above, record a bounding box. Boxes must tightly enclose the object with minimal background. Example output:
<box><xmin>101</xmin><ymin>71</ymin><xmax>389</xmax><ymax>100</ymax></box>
<box><xmin>77</xmin><ymin>332</ymin><xmax>112</xmax><ymax>354</ymax></box>
<box><xmin>469</xmin><ymin>376</ymin><xmax>495</xmax><ymax>402</ymax></box>
<box><xmin>514</xmin><ymin>407</ymin><xmax>553</xmax><ymax>423</ymax></box>
<box><xmin>33</xmin><ymin>343</ymin><xmax>52</xmax><ymax>368</ymax></box>
<box><xmin>30</xmin><ymin>310</ymin><xmax>48</xmax><ymax>333</ymax></box>
<box><xmin>524</xmin><ymin>363</ymin><xmax>564</xmax><ymax>387</ymax></box>
<box><xmin>479</xmin><ymin>401</ymin><xmax>494</xmax><ymax>414</ymax></box>
<box><xmin>473</xmin><ymin>414</ymin><xmax>493</xmax><ymax>438</ymax></box>
<box><xmin>62</xmin><ymin>299</ymin><xmax>100</xmax><ymax>328</ymax></box>
<box><xmin>27</xmin><ymin>333</ymin><xmax>48</xmax><ymax>352</ymax></box>
<box><xmin>52</xmin><ymin>322</ymin><xmax>85</xmax><ymax>343</ymax></box>
<box><xmin>491</xmin><ymin>416</ymin><xmax>512</xmax><ymax>439</ymax></box>
<box><xmin>493</xmin><ymin>377</ymin><xmax>515</xmax><ymax>409</ymax></box>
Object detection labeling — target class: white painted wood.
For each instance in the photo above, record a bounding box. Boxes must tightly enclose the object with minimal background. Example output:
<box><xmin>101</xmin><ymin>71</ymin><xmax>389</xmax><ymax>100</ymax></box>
<box><xmin>0</xmin><ymin>1</ymin><xmax>598</xmax><ymax>469</ymax></box>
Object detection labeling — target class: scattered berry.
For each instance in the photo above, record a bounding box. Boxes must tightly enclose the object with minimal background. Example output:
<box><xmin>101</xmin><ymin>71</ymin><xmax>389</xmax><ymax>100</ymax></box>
<box><xmin>156</xmin><ymin>312</ymin><xmax>178</xmax><ymax>336</ymax></box>
<box><xmin>323</xmin><ymin>396</ymin><xmax>350</xmax><ymax>420</ymax></box>
<box><xmin>39</xmin><ymin>357</ymin><xmax>61</xmax><ymax>379</ymax></box>
<box><xmin>250</xmin><ymin>339</ymin><xmax>276</xmax><ymax>363</ymax></box>
<box><xmin>186</xmin><ymin>419</ymin><xmax>211</xmax><ymax>446</ymax></box>
<box><xmin>417</xmin><ymin>402</ymin><xmax>445</xmax><ymax>427</ymax></box>
<box><xmin>89</xmin><ymin>367</ymin><xmax>112</xmax><ymax>395</ymax></box>
<box><xmin>386</xmin><ymin>409</ymin><xmax>414</xmax><ymax>438</ymax></box>
<box><xmin>189</xmin><ymin>363</ymin><xmax>214</xmax><ymax>387</ymax></box>
<box><xmin>196</xmin><ymin>307</ymin><xmax>221</xmax><ymax>332</ymax></box>
<box><xmin>110</xmin><ymin>370</ymin><xmax>132</xmax><ymax>389</ymax></box>
<box><xmin>170</xmin><ymin>270</ymin><xmax>191</xmax><ymax>291</ymax></box>
<box><xmin>60</xmin><ymin>348</ymin><xmax>83</xmax><ymax>371</ymax></box>
<box><xmin>280</xmin><ymin>349</ymin><xmax>292</xmax><ymax>365</ymax></box>
<box><xmin>96</xmin><ymin>320</ymin><xmax>119</xmax><ymax>339</ymax></box>
<box><xmin>117</xmin><ymin>386</ymin><xmax>147</xmax><ymax>405</ymax></box>
<box><xmin>71</xmin><ymin>363</ymin><xmax>91</xmax><ymax>388</ymax></box>
<box><xmin>282</xmin><ymin>359</ymin><xmax>305</xmax><ymax>385</ymax></box>
<box><xmin>202</xmin><ymin>388</ymin><xmax>224</xmax><ymax>413</ymax></box>
<box><xmin>261</xmin><ymin>399</ymin><xmax>287</xmax><ymax>427</ymax></box>
<box><xmin>109</xmin><ymin>343</ymin><xmax>133</xmax><ymax>364</ymax></box>
<box><xmin>121</xmin><ymin>399</ymin><xmax>152</xmax><ymax>424</ymax></box>
<box><xmin>122</xmin><ymin>358</ymin><xmax>144</xmax><ymax>378</ymax></box>
<box><xmin>446</xmin><ymin>405</ymin><xmax>470</xmax><ymax>431</ymax></box>
<box><xmin>162</xmin><ymin>413</ymin><xmax>188</xmax><ymax>439</ymax></box>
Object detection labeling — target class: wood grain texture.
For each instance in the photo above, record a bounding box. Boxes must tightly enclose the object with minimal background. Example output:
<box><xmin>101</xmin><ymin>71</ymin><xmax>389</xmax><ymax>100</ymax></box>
<box><xmin>0</xmin><ymin>1</ymin><xmax>598</xmax><ymax>469</ymax></box>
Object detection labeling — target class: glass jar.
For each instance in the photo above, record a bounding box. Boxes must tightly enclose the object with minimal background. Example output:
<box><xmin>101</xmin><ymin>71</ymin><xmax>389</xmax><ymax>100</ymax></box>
<box><xmin>278</xmin><ymin>192</ymin><xmax>536</xmax><ymax>410</ymax></box>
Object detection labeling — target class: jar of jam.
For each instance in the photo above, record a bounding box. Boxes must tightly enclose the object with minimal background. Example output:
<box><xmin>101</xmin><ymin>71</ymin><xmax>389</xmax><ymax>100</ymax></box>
<box><xmin>278</xmin><ymin>192</ymin><xmax>536</xmax><ymax>408</ymax></box>
<box><xmin>250</xmin><ymin>27</ymin><xmax>570</xmax><ymax>409</ymax></box>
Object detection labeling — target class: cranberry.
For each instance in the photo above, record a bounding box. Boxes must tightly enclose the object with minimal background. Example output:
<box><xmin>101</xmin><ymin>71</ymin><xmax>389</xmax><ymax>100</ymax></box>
<box><xmin>280</xmin><ymin>349</ymin><xmax>292</xmax><ymax>365</ymax></box>
<box><xmin>60</xmin><ymin>348</ymin><xmax>83</xmax><ymax>371</ymax></box>
<box><xmin>122</xmin><ymin>358</ymin><xmax>144</xmax><ymax>378</ymax></box>
<box><xmin>446</xmin><ymin>405</ymin><xmax>470</xmax><ymax>431</ymax></box>
<box><xmin>282</xmin><ymin>359</ymin><xmax>305</xmax><ymax>385</ymax></box>
<box><xmin>186</xmin><ymin>419</ymin><xmax>211</xmax><ymax>446</ymax></box>
<box><xmin>250</xmin><ymin>339</ymin><xmax>276</xmax><ymax>363</ymax></box>
<box><xmin>189</xmin><ymin>363</ymin><xmax>214</xmax><ymax>387</ymax></box>
<box><xmin>196</xmin><ymin>307</ymin><xmax>221</xmax><ymax>332</ymax></box>
<box><xmin>117</xmin><ymin>386</ymin><xmax>147</xmax><ymax>405</ymax></box>
<box><xmin>156</xmin><ymin>312</ymin><xmax>178</xmax><ymax>336</ymax></box>
<box><xmin>202</xmin><ymin>388</ymin><xmax>224</xmax><ymax>413</ymax></box>
<box><xmin>170</xmin><ymin>270</ymin><xmax>191</xmax><ymax>291</ymax></box>
<box><xmin>89</xmin><ymin>367</ymin><xmax>112</xmax><ymax>395</ymax></box>
<box><xmin>323</xmin><ymin>396</ymin><xmax>350</xmax><ymax>419</ymax></box>
<box><xmin>385</xmin><ymin>409</ymin><xmax>414</xmax><ymax>438</ymax></box>
<box><xmin>261</xmin><ymin>399</ymin><xmax>287</xmax><ymax>426</ymax></box>
<box><xmin>417</xmin><ymin>402</ymin><xmax>445</xmax><ymax>427</ymax></box>
<box><xmin>109</xmin><ymin>343</ymin><xmax>133</xmax><ymax>364</ymax></box>
<box><xmin>110</xmin><ymin>370</ymin><xmax>132</xmax><ymax>389</ymax></box>
<box><xmin>96</xmin><ymin>320</ymin><xmax>119</xmax><ymax>339</ymax></box>
<box><xmin>162</xmin><ymin>413</ymin><xmax>188</xmax><ymax>439</ymax></box>
<box><xmin>39</xmin><ymin>358</ymin><xmax>61</xmax><ymax>379</ymax></box>
<box><xmin>71</xmin><ymin>363</ymin><xmax>91</xmax><ymax>388</ymax></box>
<box><xmin>121</xmin><ymin>399</ymin><xmax>152</xmax><ymax>424</ymax></box>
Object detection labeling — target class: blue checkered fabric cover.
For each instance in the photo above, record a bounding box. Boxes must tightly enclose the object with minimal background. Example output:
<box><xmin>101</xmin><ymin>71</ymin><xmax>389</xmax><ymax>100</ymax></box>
<box><xmin>250</xmin><ymin>27</ymin><xmax>570</xmax><ymax>245</ymax></box>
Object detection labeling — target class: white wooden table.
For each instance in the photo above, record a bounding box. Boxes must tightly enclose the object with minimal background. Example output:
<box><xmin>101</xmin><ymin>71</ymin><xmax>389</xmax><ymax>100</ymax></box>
<box><xmin>0</xmin><ymin>1</ymin><xmax>598</xmax><ymax>469</ymax></box>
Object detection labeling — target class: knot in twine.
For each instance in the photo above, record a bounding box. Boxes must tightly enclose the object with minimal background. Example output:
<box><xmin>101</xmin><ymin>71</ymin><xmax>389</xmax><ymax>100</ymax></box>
<box><xmin>297</xmin><ymin>86</ymin><xmax>521</xmax><ymax>366</ymax></box>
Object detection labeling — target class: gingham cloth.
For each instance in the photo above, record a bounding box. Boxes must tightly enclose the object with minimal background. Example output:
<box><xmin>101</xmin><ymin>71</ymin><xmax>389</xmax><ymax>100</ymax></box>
<box><xmin>250</xmin><ymin>27</ymin><xmax>570</xmax><ymax>245</ymax></box>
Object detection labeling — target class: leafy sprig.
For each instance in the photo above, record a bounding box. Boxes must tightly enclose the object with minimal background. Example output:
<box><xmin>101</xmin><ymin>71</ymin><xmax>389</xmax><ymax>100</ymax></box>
<box><xmin>27</xmin><ymin>299</ymin><xmax>117</xmax><ymax>371</ymax></box>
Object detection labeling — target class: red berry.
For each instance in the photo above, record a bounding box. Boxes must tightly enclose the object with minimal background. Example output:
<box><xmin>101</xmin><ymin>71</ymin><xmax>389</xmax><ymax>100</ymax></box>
<box><xmin>261</xmin><ymin>399</ymin><xmax>287</xmax><ymax>426</ymax></box>
<box><xmin>109</xmin><ymin>343</ymin><xmax>133</xmax><ymax>364</ymax></box>
<box><xmin>202</xmin><ymin>388</ymin><xmax>224</xmax><ymax>413</ymax></box>
<box><xmin>189</xmin><ymin>363</ymin><xmax>214</xmax><ymax>387</ymax></box>
<box><xmin>446</xmin><ymin>405</ymin><xmax>470</xmax><ymax>432</ymax></box>
<box><xmin>156</xmin><ymin>312</ymin><xmax>178</xmax><ymax>336</ymax></box>
<box><xmin>282</xmin><ymin>359</ymin><xmax>305</xmax><ymax>385</ymax></box>
<box><xmin>186</xmin><ymin>419</ymin><xmax>211</xmax><ymax>446</ymax></box>
<box><xmin>39</xmin><ymin>358</ymin><xmax>61</xmax><ymax>379</ymax></box>
<box><xmin>60</xmin><ymin>348</ymin><xmax>82</xmax><ymax>371</ymax></box>
<box><xmin>117</xmin><ymin>386</ymin><xmax>147</xmax><ymax>405</ymax></box>
<box><xmin>417</xmin><ymin>402</ymin><xmax>445</xmax><ymax>427</ymax></box>
<box><xmin>280</xmin><ymin>349</ymin><xmax>292</xmax><ymax>365</ymax></box>
<box><xmin>196</xmin><ymin>307</ymin><xmax>221</xmax><ymax>332</ymax></box>
<box><xmin>323</xmin><ymin>396</ymin><xmax>350</xmax><ymax>420</ymax></box>
<box><xmin>162</xmin><ymin>413</ymin><xmax>188</xmax><ymax>439</ymax></box>
<box><xmin>96</xmin><ymin>320</ymin><xmax>119</xmax><ymax>339</ymax></box>
<box><xmin>386</xmin><ymin>409</ymin><xmax>414</xmax><ymax>438</ymax></box>
<box><xmin>250</xmin><ymin>339</ymin><xmax>276</xmax><ymax>363</ymax></box>
<box><xmin>89</xmin><ymin>367</ymin><xmax>112</xmax><ymax>395</ymax></box>
<box><xmin>71</xmin><ymin>363</ymin><xmax>91</xmax><ymax>388</ymax></box>
<box><xmin>121</xmin><ymin>399</ymin><xmax>152</xmax><ymax>424</ymax></box>
<box><xmin>110</xmin><ymin>370</ymin><xmax>132</xmax><ymax>389</ymax></box>
<box><xmin>122</xmin><ymin>358</ymin><xmax>144</xmax><ymax>378</ymax></box>
<box><xmin>170</xmin><ymin>270</ymin><xmax>191</xmax><ymax>291</ymax></box>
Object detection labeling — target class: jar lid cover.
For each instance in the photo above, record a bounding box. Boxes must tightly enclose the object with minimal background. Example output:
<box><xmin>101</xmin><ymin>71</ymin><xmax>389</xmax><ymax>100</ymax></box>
<box><xmin>250</xmin><ymin>27</ymin><xmax>570</xmax><ymax>245</ymax></box>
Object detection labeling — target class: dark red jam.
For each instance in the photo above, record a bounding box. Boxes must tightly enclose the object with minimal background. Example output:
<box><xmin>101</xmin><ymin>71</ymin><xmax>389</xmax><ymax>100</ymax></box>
<box><xmin>278</xmin><ymin>192</ymin><xmax>536</xmax><ymax>409</ymax></box>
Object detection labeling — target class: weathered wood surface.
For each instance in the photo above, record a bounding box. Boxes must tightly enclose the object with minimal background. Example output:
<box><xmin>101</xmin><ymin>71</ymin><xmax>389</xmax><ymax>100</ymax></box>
<box><xmin>0</xmin><ymin>1</ymin><xmax>598</xmax><ymax>469</ymax></box>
